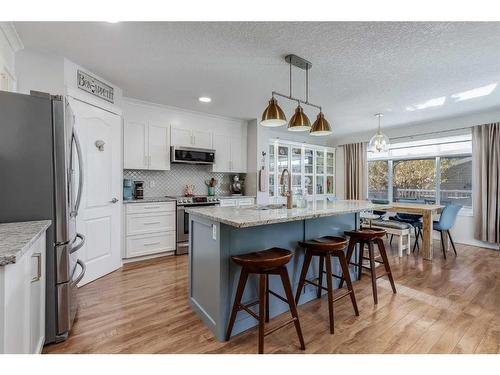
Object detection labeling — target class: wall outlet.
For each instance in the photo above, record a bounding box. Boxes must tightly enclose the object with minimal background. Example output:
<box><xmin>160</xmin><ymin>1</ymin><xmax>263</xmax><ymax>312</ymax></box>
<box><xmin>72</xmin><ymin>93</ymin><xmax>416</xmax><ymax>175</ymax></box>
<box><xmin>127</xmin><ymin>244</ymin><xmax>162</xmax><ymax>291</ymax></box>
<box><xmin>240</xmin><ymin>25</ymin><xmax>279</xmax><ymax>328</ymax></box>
<box><xmin>212</xmin><ymin>224</ymin><xmax>217</xmax><ymax>240</ymax></box>
<box><xmin>149</xmin><ymin>180</ymin><xmax>155</xmax><ymax>188</ymax></box>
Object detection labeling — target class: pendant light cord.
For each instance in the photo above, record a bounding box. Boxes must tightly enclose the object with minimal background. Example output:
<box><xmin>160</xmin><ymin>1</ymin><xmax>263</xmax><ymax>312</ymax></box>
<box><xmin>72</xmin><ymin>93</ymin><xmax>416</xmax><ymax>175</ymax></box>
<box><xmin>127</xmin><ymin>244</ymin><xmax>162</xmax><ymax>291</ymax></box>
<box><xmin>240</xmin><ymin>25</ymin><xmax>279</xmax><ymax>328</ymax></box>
<box><xmin>289</xmin><ymin>60</ymin><xmax>292</xmax><ymax>97</ymax></box>
<box><xmin>306</xmin><ymin>65</ymin><xmax>309</xmax><ymax>103</ymax></box>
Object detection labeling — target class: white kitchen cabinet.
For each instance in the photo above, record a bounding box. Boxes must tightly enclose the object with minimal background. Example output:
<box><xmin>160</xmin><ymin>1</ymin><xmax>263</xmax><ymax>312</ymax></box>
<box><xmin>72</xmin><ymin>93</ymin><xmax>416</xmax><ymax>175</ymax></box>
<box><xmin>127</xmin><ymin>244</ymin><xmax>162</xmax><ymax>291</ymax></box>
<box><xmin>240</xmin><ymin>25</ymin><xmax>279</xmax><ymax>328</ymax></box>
<box><xmin>212</xmin><ymin>133</ymin><xmax>247</xmax><ymax>173</ymax></box>
<box><xmin>171</xmin><ymin>126</ymin><xmax>213</xmax><ymax>149</ymax></box>
<box><xmin>0</xmin><ymin>232</ymin><xmax>46</xmax><ymax>354</ymax></box>
<box><xmin>124</xmin><ymin>202</ymin><xmax>176</xmax><ymax>259</ymax></box>
<box><xmin>123</xmin><ymin>121</ymin><xmax>170</xmax><ymax>170</ymax></box>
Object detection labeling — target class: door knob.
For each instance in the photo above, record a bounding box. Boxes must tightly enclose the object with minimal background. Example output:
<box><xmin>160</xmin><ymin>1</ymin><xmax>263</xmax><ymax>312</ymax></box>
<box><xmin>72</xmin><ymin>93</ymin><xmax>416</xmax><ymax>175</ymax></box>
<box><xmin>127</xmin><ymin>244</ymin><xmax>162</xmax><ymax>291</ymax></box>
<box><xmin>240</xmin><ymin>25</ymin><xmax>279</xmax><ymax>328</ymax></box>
<box><xmin>110</xmin><ymin>198</ymin><xmax>119</xmax><ymax>203</ymax></box>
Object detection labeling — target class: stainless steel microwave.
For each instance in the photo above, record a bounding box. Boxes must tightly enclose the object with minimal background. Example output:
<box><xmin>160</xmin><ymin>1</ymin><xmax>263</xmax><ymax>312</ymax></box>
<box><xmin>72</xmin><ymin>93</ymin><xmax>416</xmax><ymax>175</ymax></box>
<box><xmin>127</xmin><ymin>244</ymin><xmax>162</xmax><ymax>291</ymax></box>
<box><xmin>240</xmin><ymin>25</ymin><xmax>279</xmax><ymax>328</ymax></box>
<box><xmin>171</xmin><ymin>146</ymin><xmax>215</xmax><ymax>165</ymax></box>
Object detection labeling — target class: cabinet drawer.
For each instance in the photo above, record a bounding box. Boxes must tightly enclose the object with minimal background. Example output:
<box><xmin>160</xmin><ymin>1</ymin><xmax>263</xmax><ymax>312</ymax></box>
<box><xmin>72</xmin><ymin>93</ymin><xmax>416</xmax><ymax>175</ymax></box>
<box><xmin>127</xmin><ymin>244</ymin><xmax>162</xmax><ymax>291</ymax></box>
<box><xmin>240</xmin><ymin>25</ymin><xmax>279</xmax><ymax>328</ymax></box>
<box><xmin>126</xmin><ymin>231</ymin><xmax>175</xmax><ymax>258</ymax></box>
<box><xmin>238</xmin><ymin>198</ymin><xmax>255</xmax><ymax>206</ymax></box>
<box><xmin>125</xmin><ymin>201</ymin><xmax>175</xmax><ymax>215</ymax></box>
<box><xmin>219</xmin><ymin>199</ymin><xmax>237</xmax><ymax>207</ymax></box>
<box><xmin>126</xmin><ymin>212</ymin><xmax>175</xmax><ymax>235</ymax></box>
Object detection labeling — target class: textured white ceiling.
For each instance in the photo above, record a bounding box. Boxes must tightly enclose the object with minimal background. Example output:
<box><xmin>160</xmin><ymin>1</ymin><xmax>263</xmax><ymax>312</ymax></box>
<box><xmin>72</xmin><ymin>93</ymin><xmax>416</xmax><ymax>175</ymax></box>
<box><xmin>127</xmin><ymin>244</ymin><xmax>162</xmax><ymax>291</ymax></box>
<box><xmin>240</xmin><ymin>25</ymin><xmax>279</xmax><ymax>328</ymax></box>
<box><xmin>14</xmin><ymin>22</ymin><xmax>500</xmax><ymax>136</ymax></box>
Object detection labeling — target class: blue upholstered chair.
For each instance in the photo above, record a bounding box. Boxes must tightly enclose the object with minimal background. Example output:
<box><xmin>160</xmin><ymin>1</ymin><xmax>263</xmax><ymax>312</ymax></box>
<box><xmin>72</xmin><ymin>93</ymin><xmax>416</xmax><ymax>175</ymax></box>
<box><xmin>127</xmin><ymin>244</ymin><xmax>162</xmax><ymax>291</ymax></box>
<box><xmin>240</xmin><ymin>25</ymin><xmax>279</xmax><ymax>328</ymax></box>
<box><xmin>413</xmin><ymin>203</ymin><xmax>462</xmax><ymax>258</ymax></box>
<box><xmin>389</xmin><ymin>198</ymin><xmax>424</xmax><ymax>249</ymax></box>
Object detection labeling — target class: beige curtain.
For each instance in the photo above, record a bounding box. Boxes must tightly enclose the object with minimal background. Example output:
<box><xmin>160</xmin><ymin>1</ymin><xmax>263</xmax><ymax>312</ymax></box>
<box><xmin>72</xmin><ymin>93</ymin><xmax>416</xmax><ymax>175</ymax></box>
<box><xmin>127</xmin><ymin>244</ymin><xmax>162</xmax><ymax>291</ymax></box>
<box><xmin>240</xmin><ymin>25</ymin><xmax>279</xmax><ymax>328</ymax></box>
<box><xmin>472</xmin><ymin>123</ymin><xmax>500</xmax><ymax>244</ymax></box>
<box><xmin>343</xmin><ymin>142</ymin><xmax>367</xmax><ymax>200</ymax></box>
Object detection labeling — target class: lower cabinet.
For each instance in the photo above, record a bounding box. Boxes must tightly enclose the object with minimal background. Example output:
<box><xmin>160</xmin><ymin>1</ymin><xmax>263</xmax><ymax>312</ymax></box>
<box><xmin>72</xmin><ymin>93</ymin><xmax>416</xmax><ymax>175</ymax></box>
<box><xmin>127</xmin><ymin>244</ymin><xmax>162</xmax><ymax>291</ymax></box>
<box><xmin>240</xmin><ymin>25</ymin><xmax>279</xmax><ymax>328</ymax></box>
<box><xmin>219</xmin><ymin>197</ymin><xmax>255</xmax><ymax>207</ymax></box>
<box><xmin>0</xmin><ymin>232</ymin><xmax>46</xmax><ymax>354</ymax></box>
<box><xmin>125</xmin><ymin>202</ymin><xmax>176</xmax><ymax>259</ymax></box>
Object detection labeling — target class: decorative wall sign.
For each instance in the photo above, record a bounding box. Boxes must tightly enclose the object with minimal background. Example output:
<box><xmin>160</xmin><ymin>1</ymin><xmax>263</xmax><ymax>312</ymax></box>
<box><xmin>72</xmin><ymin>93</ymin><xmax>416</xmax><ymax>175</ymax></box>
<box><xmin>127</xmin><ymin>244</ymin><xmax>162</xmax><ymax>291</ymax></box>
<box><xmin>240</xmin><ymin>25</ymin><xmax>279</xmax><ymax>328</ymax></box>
<box><xmin>77</xmin><ymin>70</ymin><xmax>114</xmax><ymax>103</ymax></box>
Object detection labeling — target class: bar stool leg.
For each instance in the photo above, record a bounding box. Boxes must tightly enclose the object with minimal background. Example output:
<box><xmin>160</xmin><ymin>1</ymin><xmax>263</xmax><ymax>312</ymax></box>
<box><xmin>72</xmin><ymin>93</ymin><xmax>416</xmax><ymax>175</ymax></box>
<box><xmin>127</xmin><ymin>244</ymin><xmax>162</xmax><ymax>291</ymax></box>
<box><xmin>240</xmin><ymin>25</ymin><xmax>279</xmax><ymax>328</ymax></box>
<box><xmin>358</xmin><ymin>242</ymin><xmax>365</xmax><ymax>282</ymax></box>
<box><xmin>324</xmin><ymin>255</ymin><xmax>335</xmax><ymax>334</ymax></box>
<box><xmin>338</xmin><ymin>251</ymin><xmax>359</xmax><ymax>316</ymax></box>
<box><xmin>258</xmin><ymin>273</ymin><xmax>267</xmax><ymax>354</ymax></box>
<box><xmin>339</xmin><ymin>239</ymin><xmax>357</xmax><ymax>289</ymax></box>
<box><xmin>295</xmin><ymin>251</ymin><xmax>313</xmax><ymax>304</ymax></box>
<box><xmin>265</xmin><ymin>274</ymin><xmax>270</xmax><ymax>323</ymax></box>
<box><xmin>225</xmin><ymin>269</ymin><xmax>249</xmax><ymax>341</ymax></box>
<box><xmin>376</xmin><ymin>238</ymin><xmax>397</xmax><ymax>294</ymax></box>
<box><xmin>367</xmin><ymin>241</ymin><xmax>378</xmax><ymax>304</ymax></box>
<box><xmin>279</xmin><ymin>267</ymin><xmax>306</xmax><ymax>350</ymax></box>
<box><xmin>317</xmin><ymin>255</ymin><xmax>324</xmax><ymax>298</ymax></box>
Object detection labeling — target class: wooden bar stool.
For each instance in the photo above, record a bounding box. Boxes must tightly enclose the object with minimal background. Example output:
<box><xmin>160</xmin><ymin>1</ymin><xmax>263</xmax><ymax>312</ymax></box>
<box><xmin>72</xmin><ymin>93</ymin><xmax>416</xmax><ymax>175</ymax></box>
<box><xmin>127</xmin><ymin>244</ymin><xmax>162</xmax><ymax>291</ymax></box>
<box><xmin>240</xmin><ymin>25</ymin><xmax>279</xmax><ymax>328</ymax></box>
<box><xmin>295</xmin><ymin>236</ymin><xmax>359</xmax><ymax>334</ymax></box>
<box><xmin>341</xmin><ymin>228</ymin><xmax>397</xmax><ymax>305</ymax></box>
<box><xmin>225</xmin><ymin>248</ymin><xmax>305</xmax><ymax>354</ymax></box>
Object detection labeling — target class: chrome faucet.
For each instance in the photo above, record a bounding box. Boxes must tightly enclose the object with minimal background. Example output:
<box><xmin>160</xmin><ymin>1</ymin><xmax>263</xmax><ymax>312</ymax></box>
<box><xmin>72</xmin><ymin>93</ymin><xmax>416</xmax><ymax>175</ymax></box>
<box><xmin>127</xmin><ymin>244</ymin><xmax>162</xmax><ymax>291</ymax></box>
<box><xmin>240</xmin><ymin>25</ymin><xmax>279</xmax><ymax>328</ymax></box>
<box><xmin>280</xmin><ymin>168</ymin><xmax>293</xmax><ymax>209</ymax></box>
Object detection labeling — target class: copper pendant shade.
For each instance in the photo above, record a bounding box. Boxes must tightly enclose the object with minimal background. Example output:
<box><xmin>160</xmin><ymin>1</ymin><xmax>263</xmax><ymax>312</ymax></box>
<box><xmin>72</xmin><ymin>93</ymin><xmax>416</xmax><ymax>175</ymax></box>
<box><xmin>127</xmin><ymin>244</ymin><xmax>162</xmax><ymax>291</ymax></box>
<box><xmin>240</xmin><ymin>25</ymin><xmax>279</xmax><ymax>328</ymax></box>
<box><xmin>260</xmin><ymin>97</ymin><xmax>287</xmax><ymax>127</ymax></box>
<box><xmin>310</xmin><ymin>112</ymin><xmax>332</xmax><ymax>136</ymax></box>
<box><xmin>288</xmin><ymin>105</ymin><xmax>311</xmax><ymax>131</ymax></box>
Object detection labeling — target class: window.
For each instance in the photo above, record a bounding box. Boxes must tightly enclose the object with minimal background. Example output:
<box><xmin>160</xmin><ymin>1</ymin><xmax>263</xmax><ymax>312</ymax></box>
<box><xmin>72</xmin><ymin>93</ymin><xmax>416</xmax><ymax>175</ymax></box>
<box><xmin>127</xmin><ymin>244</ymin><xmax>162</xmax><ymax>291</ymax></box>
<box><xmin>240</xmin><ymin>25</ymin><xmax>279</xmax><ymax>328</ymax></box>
<box><xmin>367</xmin><ymin>132</ymin><xmax>472</xmax><ymax>211</ymax></box>
<box><xmin>393</xmin><ymin>158</ymin><xmax>436</xmax><ymax>203</ymax></box>
<box><xmin>368</xmin><ymin>160</ymin><xmax>389</xmax><ymax>200</ymax></box>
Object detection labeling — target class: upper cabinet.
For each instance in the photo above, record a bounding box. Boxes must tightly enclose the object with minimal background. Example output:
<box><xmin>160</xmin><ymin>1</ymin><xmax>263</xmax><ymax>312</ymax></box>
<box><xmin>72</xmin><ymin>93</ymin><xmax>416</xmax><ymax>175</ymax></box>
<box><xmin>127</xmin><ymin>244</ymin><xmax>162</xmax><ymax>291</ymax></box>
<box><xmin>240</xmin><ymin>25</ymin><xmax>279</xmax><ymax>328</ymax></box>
<box><xmin>124</xmin><ymin>121</ymin><xmax>170</xmax><ymax>170</ymax></box>
<box><xmin>171</xmin><ymin>126</ymin><xmax>212</xmax><ymax>149</ymax></box>
<box><xmin>212</xmin><ymin>133</ymin><xmax>247</xmax><ymax>173</ymax></box>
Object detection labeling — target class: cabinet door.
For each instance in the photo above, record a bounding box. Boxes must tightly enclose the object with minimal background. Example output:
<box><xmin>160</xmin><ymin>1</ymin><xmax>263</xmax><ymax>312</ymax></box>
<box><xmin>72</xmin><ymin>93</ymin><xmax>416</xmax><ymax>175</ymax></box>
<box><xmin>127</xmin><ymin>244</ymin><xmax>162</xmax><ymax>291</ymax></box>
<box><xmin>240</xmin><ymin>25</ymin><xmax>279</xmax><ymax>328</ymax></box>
<box><xmin>124</xmin><ymin>121</ymin><xmax>148</xmax><ymax>169</ymax></box>
<box><xmin>29</xmin><ymin>234</ymin><xmax>45</xmax><ymax>354</ymax></box>
<box><xmin>230</xmin><ymin>135</ymin><xmax>245</xmax><ymax>172</ymax></box>
<box><xmin>148</xmin><ymin>124</ymin><xmax>170</xmax><ymax>170</ymax></box>
<box><xmin>171</xmin><ymin>126</ymin><xmax>192</xmax><ymax>147</ymax></box>
<box><xmin>192</xmin><ymin>129</ymin><xmax>212</xmax><ymax>149</ymax></box>
<box><xmin>212</xmin><ymin>133</ymin><xmax>231</xmax><ymax>172</ymax></box>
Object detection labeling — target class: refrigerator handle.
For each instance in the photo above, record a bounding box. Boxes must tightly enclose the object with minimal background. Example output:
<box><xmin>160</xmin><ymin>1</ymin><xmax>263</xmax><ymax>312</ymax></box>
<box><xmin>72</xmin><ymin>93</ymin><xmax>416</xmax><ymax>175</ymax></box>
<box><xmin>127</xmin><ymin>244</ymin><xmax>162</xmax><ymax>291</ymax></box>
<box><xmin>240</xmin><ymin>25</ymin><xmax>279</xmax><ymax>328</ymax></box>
<box><xmin>70</xmin><ymin>233</ymin><xmax>85</xmax><ymax>254</ymax></box>
<box><xmin>72</xmin><ymin>128</ymin><xmax>84</xmax><ymax>216</ymax></box>
<box><xmin>73</xmin><ymin>259</ymin><xmax>86</xmax><ymax>285</ymax></box>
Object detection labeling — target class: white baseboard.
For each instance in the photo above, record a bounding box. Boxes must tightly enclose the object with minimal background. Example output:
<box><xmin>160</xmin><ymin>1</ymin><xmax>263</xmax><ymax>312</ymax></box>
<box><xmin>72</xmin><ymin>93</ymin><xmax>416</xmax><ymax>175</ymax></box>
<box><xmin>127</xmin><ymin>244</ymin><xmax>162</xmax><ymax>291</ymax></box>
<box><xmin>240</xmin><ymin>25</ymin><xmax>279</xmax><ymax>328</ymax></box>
<box><xmin>122</xmin><ymin>250</ymin><xmax>176</xmax><ymax>264</ymax></box>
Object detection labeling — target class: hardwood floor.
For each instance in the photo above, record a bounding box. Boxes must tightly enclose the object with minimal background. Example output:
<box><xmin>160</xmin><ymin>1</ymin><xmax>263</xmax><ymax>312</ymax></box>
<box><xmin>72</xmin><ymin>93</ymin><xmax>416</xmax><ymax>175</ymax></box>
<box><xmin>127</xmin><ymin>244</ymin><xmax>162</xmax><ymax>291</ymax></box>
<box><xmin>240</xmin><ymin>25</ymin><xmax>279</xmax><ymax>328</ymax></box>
<box><xmin>43</xmin><ymin>240</ymin><xmax>500</xmax><ymax>354</ymax></box>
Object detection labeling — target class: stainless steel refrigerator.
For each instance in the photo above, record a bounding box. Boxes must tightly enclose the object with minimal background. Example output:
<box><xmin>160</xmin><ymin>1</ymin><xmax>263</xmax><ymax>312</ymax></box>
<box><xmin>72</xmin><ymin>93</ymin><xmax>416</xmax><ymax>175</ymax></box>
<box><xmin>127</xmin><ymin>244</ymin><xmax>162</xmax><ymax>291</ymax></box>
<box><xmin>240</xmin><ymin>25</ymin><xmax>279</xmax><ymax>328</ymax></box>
<box><xmin>0</xmin><ymin>90</ymin><xmax>86</xmax><ymax>344</ymax></box>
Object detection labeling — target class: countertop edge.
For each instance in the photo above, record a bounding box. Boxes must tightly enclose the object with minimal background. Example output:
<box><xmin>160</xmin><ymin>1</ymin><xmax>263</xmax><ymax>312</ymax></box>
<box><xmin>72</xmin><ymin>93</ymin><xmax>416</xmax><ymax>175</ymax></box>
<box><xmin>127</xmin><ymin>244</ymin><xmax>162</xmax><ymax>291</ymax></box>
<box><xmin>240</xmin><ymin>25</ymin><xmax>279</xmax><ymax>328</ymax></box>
<box><xmin>0</xmin><ymin>220</ymin><xmax>52</xmax><ymax>267</ymax></box>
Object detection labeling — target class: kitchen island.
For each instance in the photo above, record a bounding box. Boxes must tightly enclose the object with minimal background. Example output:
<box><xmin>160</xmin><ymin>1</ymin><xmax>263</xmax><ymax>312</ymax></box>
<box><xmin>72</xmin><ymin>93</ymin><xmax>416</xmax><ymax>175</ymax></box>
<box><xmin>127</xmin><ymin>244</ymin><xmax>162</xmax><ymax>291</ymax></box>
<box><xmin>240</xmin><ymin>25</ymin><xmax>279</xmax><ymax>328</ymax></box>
<box><xmin>186</xmin><ymin>199</ymin><xmax>385</xmax><ymax>341</ymax></box>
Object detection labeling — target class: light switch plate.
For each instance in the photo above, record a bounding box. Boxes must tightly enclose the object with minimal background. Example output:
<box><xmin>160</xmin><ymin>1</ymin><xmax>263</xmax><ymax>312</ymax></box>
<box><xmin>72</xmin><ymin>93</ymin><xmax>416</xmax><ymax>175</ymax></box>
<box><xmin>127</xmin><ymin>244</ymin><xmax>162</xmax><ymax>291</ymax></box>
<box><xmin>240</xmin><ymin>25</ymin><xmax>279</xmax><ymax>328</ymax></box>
<box><xmin>149</xmin><ymin>180</ymin><xmax>155</xmax><ymax>188</ymax></box>
<box><xmin>212</xmin><ymin>224</ymin><xmax>217</xmax><ymax>240</ymax></box>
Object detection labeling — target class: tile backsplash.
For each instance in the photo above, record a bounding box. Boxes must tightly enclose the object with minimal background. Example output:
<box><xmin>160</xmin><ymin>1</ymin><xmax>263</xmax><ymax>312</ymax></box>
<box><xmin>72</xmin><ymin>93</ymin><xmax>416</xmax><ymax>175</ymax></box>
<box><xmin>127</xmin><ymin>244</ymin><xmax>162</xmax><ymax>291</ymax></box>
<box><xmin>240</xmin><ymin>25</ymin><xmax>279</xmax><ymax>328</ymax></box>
<box><xmin>124</xmin><ymin>164</ymin><xmax>245</xmax><ymax>197</ymax></box>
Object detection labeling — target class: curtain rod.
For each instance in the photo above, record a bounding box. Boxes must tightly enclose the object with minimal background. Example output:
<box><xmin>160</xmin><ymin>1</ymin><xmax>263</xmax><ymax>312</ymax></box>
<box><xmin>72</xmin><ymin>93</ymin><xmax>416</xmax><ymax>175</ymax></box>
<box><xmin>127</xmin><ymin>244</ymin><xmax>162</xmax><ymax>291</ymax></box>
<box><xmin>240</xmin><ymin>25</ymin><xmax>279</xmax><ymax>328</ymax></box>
<box><xmin>389</xmin><ymin>125</ymin><xmax>472</xmax><ymax>141</ymax></box>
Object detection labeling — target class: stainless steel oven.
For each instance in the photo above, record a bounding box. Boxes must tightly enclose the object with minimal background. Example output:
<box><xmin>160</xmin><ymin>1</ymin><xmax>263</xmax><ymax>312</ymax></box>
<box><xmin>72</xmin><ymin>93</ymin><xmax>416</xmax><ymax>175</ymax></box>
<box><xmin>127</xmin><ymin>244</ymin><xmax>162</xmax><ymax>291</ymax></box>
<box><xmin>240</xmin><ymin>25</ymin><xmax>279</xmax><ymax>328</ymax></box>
<box><xmin>170</xmin><ymin>196</ymin><xmax>220</xmax><ymax>255</ymax></box>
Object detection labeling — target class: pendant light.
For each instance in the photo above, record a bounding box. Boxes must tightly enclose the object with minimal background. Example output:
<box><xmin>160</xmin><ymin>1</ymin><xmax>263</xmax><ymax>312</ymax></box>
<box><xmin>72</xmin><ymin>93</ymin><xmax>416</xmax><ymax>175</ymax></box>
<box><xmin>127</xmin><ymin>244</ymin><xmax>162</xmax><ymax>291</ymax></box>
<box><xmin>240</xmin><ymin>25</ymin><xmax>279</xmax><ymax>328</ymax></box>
<box><xmin>288</xmin><ymin>103</ymin><xmax>311</xmax><ymax>131</ymax></box>
<box><xmin>260</xmin><ymin>54</ymin><xmax>332</xmax><ymax>136</ymax></box>
<box><xmin>368</xmin><ymin>113</ymin><xmax>390</xmax><ymax>153</ymax></box>
<box><xmin>310</xmin><ymin>111</ymin><xmax>332</xmax><ymax>136</ymax></box>
<box><xmin>260</xmin><ymin>96</ymin><xmax>287</xmax><ymax>127</ymax></box>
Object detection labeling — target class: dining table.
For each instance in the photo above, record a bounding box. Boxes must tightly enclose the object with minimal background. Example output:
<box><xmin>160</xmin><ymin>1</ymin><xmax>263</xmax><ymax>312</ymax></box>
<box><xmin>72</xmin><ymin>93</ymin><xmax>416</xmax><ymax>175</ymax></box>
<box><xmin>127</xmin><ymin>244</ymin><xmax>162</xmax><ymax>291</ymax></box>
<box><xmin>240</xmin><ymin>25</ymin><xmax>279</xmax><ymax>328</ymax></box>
<box><xmin>383</xmin><ymin>202</ymin><xmax>444</xmax><ymax>260</ymax></box>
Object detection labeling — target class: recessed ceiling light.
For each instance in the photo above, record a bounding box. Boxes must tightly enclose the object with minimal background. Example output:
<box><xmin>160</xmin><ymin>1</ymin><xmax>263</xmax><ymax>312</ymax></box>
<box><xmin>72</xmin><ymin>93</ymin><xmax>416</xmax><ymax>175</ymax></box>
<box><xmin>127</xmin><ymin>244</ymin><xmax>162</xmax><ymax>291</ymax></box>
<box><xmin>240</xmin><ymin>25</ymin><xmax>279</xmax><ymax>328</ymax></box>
<box><xmin>451</xmin><ymin>83</ymin><xmax>497</xmax><ymax>102</ymax></box>
<box><xmin>198</xmin><ymin>97</ymin><xmax>212</xmax><ymax>103</ymax></box>
<box><xmin>406</xmin><ymin>96</ymin><xmax>446</xmax><ymax>111</ymax></box>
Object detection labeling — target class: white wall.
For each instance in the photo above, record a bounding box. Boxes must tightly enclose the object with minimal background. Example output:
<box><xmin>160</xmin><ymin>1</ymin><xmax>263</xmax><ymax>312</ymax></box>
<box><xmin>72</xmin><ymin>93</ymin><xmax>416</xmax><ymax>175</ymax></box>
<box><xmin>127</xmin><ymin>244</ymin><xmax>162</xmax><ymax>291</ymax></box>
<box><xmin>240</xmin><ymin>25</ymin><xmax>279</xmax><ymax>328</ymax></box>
<box><xmin>334</xmin><ymin>109</ymin><xmax>500</xmax><ymax>250</ymax></box>
<box><xmin>0</xmin><ymin>22</ymin><xmax>23</xmax><ymax>91</ymax></box>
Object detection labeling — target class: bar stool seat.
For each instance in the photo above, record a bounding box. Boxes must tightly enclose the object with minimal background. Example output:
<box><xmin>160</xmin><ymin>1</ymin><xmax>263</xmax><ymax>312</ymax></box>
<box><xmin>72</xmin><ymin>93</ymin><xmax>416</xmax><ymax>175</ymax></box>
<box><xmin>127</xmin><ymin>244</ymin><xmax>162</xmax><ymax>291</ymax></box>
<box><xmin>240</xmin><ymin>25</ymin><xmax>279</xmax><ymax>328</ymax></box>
<box><xmin>295</xmin><ymin>236</ymin><xmax>359</xmax><ymax>334</ymax></box>
<box><xmin>341</xmin><ymin>228</ymin><xmax>396</xmax><ymax>305</ymax></box>
<box><xmin>226</xmin><ymin>248</ymin><xmax>305</xmax><ymax>354</ymax></box>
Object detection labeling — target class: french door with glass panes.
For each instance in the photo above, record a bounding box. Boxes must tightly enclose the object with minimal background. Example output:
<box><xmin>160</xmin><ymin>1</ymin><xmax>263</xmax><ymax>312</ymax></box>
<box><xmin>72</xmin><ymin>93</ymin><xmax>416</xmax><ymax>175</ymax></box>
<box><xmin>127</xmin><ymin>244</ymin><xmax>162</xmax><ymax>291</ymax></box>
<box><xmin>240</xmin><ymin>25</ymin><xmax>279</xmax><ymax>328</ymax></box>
<box><xmin>268</xmin><ymin>141</ymin><xmax>335</xmax><ymax>202</ymax></box>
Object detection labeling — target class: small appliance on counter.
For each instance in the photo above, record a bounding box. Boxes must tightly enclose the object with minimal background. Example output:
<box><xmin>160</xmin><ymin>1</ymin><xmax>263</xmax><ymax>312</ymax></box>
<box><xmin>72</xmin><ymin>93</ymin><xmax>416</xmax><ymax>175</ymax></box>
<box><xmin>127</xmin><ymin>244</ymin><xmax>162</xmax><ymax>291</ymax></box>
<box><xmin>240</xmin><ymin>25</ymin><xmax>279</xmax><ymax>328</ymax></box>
<box><xmin>133</xmin><ymin>181</ymin><xmax>144</xmax><ymax>200</ymax></box>
<box><xmin>123</xmin><ymin>178</ymin><xmax>133</xmax><ymax>201</ymax></box>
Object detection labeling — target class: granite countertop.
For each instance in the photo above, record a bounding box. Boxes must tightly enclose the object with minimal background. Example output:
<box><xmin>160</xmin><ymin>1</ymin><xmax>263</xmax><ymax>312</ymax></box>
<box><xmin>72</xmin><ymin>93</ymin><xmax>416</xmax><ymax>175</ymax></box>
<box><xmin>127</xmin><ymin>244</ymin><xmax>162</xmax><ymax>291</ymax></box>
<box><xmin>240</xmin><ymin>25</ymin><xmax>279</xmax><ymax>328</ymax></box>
<box><xmin>186</xmin><ymin>200</ymin><xmax>389</xmax><ymax>228</ymax></box>
<box><xmin>0</xmin><ymin>220</ymin><xmax>52</xmax><ymax>266</ymax></box>
<box><xmin>123</xmin><ymin>197</ymin><xmax>176</xmax><ymax>204</ymax></box>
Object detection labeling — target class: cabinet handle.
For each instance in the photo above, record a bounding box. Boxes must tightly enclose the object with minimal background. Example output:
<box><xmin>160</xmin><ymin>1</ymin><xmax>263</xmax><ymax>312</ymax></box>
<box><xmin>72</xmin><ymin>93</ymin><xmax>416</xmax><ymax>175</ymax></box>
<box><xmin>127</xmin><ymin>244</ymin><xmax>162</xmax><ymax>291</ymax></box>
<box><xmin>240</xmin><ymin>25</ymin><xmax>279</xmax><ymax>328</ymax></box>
<box><xmin>144</xmin><ymin>206</ymin><xmax>161</xmax><ymax>209</ymax></box>
<box><xmin>144</xmin><ymin>221</ymin><xmax>161</xmax><ymax>225</ymax></box>
<box><xmin>31</xmin><ymin>253</ymin><xmax>42</xmax><ymax>283</ymax></box>
<box><xmin>144</xmin><ymin>241</ymin><xmax>161</xmax><ymax>246</ymax></box>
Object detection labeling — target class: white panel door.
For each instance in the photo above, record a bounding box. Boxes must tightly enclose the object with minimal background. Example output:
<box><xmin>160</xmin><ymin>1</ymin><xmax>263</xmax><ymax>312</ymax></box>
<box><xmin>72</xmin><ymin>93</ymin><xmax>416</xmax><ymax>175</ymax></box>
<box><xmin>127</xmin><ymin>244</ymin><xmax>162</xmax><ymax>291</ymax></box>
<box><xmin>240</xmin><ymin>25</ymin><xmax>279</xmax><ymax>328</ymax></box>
<box><xmin>148</xmin><ymin>124</ymin><xmax>170</xmax><ymax>170</ymax></box>
<box><xmin>70</xmin><ymin>98</ymin><xmax>122</xmax><ymax>286</ymax></box>
<box><xmin>192</xmin><ymin>129</ymin><xmax>212</xmax><ymax>149</ymax></box>
<box><xmin>170</xmin><ymin>126</ymin><xmax>192</xmax><ymax>147</ymax></box>
<box><xmin>212</xmin><ymin>133</ymin><xmax>231</xmax><ymax>172</ymax></box>
<box><xmin>123</xmin><ymin>121</ymin><xmax>147</xmax><ymax>169</ymax></box>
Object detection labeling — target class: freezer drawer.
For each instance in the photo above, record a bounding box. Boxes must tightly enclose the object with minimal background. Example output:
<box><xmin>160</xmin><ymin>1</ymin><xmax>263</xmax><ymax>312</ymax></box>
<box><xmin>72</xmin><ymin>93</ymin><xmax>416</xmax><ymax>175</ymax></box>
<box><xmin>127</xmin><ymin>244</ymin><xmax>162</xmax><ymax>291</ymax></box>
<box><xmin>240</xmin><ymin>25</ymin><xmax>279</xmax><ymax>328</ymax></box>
<box><xmin>126</xmin><ymin>231</ymin><xmax>176</xmax><ymax>258</ymax></box>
